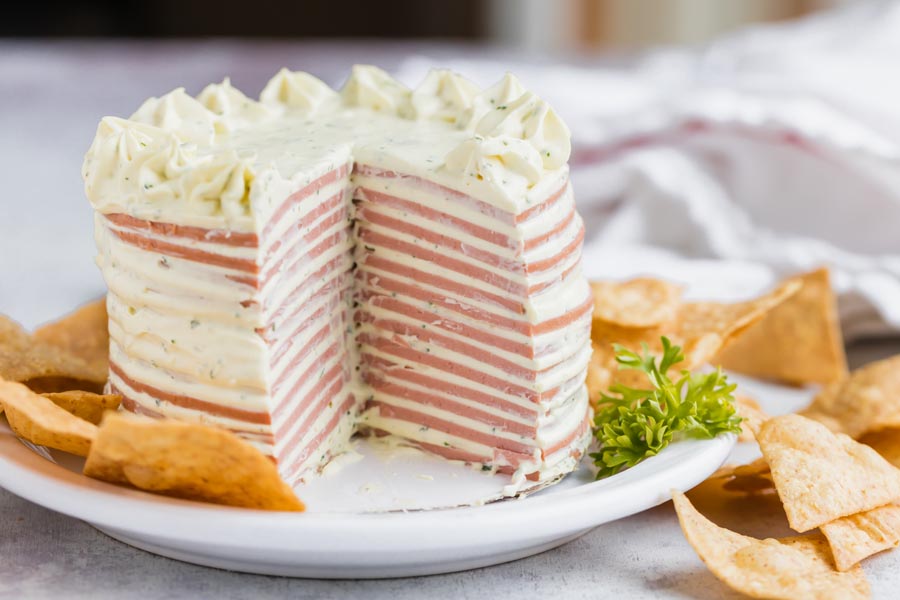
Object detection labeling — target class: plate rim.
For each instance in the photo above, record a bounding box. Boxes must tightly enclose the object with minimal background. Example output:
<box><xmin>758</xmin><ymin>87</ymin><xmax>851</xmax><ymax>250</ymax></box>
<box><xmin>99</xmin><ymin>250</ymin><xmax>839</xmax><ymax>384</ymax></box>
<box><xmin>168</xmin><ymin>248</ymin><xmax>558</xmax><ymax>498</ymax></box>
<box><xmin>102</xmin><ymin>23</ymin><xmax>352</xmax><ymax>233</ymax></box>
<box><xmin>0</xmin><ymin>423</ymin><xmax>735</xmax><ymax>551</ymax></box>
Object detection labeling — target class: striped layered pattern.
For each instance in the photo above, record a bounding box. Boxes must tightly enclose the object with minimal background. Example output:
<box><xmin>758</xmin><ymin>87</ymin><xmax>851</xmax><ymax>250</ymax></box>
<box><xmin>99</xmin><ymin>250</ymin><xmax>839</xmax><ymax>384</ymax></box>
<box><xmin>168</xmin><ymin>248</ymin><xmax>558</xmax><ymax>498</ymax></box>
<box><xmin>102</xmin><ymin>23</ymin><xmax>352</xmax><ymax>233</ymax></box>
<box><xmin>98</xmin><ymin>161</ymin><xmax>593</xmax><ymax>487</ymax></box>
<box><xmin>101</xmin><ymin>162</ymin><xmax>360</xmax><ymax>482</ymax></box>
<box><xmin>258</xmin><ymin>164</ymin><xmax>359</xmax><ymax>482</ymax></box>
<box><xmin>353</xmin><ymin>165</ymin><xmax>593</xmax><ymax>482</ymax></box>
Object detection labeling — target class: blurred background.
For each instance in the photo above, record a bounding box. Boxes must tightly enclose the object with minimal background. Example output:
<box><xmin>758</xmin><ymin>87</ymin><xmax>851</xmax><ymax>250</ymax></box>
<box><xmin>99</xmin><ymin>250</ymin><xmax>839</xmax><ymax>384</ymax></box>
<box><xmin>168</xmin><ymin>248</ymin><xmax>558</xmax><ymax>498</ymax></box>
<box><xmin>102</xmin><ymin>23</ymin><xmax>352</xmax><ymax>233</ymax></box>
<box><xmin>5</xmin><ymin>0</ymin><xmax>851</xmax><ymax>48</ymax></box>
<box><xmin>2</xmin><ymin>0</ymin><xmax>899</xmax><ymax>352</ymax></box>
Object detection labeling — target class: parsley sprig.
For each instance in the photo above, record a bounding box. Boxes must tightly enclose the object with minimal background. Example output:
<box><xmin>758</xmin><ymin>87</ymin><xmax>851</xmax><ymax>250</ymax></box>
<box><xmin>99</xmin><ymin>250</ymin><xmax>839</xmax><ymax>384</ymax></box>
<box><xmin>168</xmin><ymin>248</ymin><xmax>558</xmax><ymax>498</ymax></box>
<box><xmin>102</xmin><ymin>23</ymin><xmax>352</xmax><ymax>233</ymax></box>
<box><xmin>591</xmin><ymin>337</ymin><xmax>742</xmax><ymax>479</ymax></box>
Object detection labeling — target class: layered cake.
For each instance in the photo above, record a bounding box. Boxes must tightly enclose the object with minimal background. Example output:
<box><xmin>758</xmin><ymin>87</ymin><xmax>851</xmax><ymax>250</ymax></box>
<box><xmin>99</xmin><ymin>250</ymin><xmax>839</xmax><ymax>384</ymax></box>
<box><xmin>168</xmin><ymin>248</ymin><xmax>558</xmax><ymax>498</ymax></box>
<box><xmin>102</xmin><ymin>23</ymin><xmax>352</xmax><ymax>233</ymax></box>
<box><xmin>82</xmin><ymin>65</ymin><xmax>593</xmax><ymax>493</ymax></box>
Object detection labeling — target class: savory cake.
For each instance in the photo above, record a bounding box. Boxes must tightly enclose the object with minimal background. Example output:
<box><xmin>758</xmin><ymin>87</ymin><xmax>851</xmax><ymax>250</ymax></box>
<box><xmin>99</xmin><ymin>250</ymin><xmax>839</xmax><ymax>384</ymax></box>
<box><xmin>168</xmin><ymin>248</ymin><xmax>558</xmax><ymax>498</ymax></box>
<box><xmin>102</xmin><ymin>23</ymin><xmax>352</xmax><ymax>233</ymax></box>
<box><xmin>82</xmin><ymin>65</ymin><xmax>592</xmax><ymax>494</ymax></box>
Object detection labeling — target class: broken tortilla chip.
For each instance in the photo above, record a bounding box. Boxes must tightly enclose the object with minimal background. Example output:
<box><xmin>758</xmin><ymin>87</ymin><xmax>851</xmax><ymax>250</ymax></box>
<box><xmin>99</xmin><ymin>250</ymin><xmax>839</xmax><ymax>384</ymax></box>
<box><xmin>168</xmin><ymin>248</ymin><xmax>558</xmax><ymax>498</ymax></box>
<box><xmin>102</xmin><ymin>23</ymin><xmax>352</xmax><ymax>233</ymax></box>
<box><xmin>42</xmin><ymin>390</ymin><xmax>121</xmax><ymax>426</ymax></box>
<box><xmin>717</xmin><ymin>269</ymin><xmax>847</xmax><ymax>386</ymax></box>
<box><xmin>757</xmin><ymin>414</ymin><xmax>900</xmax><ymax>532</ymax></box>
<box><xmin>860</xmin><ymin>429</ymin><xmax>900</xmax><ymax>468</ymax></box>
<box><xmin>698</xmin><ymin>458</ymin><xmax>774</xmax><ymax>496</ymax></box>
<box><xmin>675</xmin><ymin>280</ymin><xmax>801</xmax><ymax>370</ymax></box>
<box><xmin>585</xmin><ymin>340</ymin><xmax>612</xmax><ymax>405</ymax></box>
<box><xmin>0</xmin><ymin>380</ymin><xmax>97</xmax><ymax>456</ymax></box>
<box><xmin>731</xmin><ymin>458</ymin><xmax>772</xmax><ymax>478</ymax></box>
<box><xmin>672</xmin><ymin>491</ymin><xmax>869</xmax><ymax>600</ymax></box>
<box><xmin>591</xmin><ymin>278</ymin><xmax>682</xmax><ymax>328</ymax></box>
<box><xmin>695</xmin><ymin>458</ymin><xmax>775</xmax><ymax>494</ymax></box>
<box><xmin>801</xmin><ymin>355</ymin><xmax>900</xmax><ymax>439</ymax></box>
<box><xmin>735</xmin><ymin>395</ymin><xmax>769</xmax><ymax>442</ymax></box>
<box><xmin>0</xmin><ymin>314</ymin><xmax>105</xmax><ymax>393</ymax></box>
<box><xmin>821</xmin><ymin>504</ymin><xmax>900</xmax><ymax>572</ymax></box>
<box><xmin>33</xmin><ymin>298</ymin><xmax>109</xmax><ymax>384</ymax></box>
<box><xmin>587</xmin><ymin>280</ymin><xmax>800</xmax><ymax>406</ymax></box>
<box><xmin>722</xmin><ymin>459</ymin><xmax>775</xmax><ymax>495</ymax></box>
<box><xmin>687</xmin><ymin>471</ymin><xmax>787</xmax><ymax>543</ymax></box>
<box><xmin>84</xmin><ymin>413</ymin><xmax>304</xmax><ymax>511</ymax></box>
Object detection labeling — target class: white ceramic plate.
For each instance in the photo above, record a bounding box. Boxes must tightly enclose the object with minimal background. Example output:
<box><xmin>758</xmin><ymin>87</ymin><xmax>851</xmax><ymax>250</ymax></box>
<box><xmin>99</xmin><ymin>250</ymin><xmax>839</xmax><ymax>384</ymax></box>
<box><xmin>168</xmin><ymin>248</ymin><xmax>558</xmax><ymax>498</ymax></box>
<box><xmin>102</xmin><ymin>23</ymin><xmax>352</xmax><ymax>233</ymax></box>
<box><xmin>0</xmin><ymin>414</ymin><xmax>735</xmax><ymax>578</ymax></box>
<box><xmin>1</xmin><ymin>372</ymin><xmax>816</xmax><ymax>578</ymax></box>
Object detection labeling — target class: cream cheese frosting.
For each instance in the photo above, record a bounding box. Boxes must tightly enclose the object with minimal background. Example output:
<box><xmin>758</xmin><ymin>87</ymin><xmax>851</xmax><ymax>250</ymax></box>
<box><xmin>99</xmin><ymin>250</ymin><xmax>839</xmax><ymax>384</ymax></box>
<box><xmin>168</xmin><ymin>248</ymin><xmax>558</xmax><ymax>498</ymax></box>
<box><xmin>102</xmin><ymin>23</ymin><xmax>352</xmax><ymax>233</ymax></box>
<box><xmin>411</xmin><ymin>69</ymin><xmax>481</xmax><ymax>124</ymax></box>
<box><xmin>260</xmin><ymin>68</ymin><xmax>338</xmax><ymax>112</ymax></box>
<box><xmin>83</xmin><ymin>66</ymin><xmax>572</xmax><ymax>228</ymax></box>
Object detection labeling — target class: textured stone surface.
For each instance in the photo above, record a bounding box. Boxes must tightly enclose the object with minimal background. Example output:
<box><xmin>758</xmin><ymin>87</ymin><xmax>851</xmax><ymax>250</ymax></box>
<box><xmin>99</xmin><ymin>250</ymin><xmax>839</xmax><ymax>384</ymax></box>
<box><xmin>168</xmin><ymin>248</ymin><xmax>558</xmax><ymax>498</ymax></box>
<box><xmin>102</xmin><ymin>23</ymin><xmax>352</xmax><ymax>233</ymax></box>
<box><xmin>2</xmin><ymin>40</ymin><xmax>899</xmax><ymax>599</ymax></box>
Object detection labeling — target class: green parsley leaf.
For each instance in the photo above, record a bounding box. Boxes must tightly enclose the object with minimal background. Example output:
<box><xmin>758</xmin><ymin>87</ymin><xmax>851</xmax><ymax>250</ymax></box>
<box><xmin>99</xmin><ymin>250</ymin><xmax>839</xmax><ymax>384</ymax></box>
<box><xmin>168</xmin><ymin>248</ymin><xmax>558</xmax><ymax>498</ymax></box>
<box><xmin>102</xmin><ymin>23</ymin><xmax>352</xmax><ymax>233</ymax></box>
<box><xmin>591</xmin><ymin>336</ymin><xmax>742</xmax><ymax>479</ymax></box>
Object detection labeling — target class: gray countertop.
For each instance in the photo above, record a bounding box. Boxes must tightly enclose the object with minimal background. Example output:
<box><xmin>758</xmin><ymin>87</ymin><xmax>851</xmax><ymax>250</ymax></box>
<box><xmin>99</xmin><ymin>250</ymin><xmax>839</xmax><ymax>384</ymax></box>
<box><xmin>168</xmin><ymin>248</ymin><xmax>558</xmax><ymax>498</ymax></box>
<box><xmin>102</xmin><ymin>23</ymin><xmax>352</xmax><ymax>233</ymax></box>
<box><xmin>2</xmin><ymin>41</ymin><xmax>899</xmax><ymax>599</ymax></box>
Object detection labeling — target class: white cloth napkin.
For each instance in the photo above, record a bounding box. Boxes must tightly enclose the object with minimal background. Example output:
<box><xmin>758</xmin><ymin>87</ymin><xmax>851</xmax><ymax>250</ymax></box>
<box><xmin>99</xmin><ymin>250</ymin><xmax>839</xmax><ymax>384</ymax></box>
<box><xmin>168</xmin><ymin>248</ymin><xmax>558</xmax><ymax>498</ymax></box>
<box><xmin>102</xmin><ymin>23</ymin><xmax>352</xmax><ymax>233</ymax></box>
<box><xmin>394</xmin><ymin>0</ymin><xmax>900</xmax><ymax>341</ymax></box>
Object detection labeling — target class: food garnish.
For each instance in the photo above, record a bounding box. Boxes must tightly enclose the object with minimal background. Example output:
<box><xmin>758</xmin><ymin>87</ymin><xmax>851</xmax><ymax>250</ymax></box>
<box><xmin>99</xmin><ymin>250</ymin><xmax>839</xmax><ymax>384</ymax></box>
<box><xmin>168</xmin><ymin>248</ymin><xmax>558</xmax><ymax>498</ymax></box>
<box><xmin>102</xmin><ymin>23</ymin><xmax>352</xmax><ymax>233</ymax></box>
<box><xmin>591</xmin><ymin>337</ymin><xmax>742</xmax><ymax>478</ymax></box>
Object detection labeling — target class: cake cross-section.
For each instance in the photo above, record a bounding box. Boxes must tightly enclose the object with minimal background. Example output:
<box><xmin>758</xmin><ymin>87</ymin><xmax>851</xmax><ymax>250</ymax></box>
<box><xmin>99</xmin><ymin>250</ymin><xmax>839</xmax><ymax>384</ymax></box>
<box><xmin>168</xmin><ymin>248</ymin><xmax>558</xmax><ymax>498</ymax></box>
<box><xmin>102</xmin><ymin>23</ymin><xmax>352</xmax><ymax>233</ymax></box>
<box><xmin>82</xmin><ymin>65</ymin><xmax>593</xmax><ymax>494</ymax></box>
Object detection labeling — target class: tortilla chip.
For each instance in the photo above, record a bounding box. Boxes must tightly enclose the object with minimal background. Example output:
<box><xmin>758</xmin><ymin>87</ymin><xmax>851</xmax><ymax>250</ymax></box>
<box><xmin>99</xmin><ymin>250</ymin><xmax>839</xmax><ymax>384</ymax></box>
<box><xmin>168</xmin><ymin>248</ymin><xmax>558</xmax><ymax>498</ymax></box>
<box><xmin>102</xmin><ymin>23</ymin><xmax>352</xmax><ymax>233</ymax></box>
<box><xmin>42</xmin><ymin>391</ymin><xmax>121</xmax><ymax>426</ymax></box>
<box><xmin>84</xmin><ymin>413</ymin><xmax>304</xmax><ymax>511</ymax></box>
<box><xmin>585</xmin><ymin>341</ymin><xmax>612</xmax><ymax>406</ymax></box>
<box><xmin>33</xmin><ymin>298</ymin><xmax>109</xmax><ymax>384</ymax></box>
<box><xmin>801</xmin><ymin>355</ymin><xmax>900</xmax><ymax>439</ymax></box>
<box><xmin>735</xmin><ymin>395</ymin><xmax>769</xmax><ymax>442</ymax></box>
<box><xmin>672</xmin><ymin>491</ymin><xmax>869</xmax><ymax>599</ymax></box>
<box><xmin>717</xmin><ymin>269</ymin><xmax>847</xmax><ymax>386</ymax></box>
<box><xmin>675</xmin><ymin>280</ymin><xmax>801</xmax><ymax>369</ymax></box>
<box><xmin>696</xmin><ymin>459</ymin><xmax>775</xmax><ymax>498</ymax></box>
<box><xmin>860</xmin><ymin>429</ymin><xmax>900</xmax><ymax>468</ymax></box>
<box><xmin>0</xmin><ymin>314</ymin><xmax>104</xmax><ymax>392</ymax></box>
<box><xmin>591</xmin><ymin>278</ymin><xmax>682</xmax><ymax>328</ymax></box>
<box><xmin>587</xmin><ymin>280</ymin><xmax>800</xmax><ymax>405</ymax></box>
<box><xmin>757</xmin><ymin>414</ymin><xmax>900</xmax><ymax>532</ymax></box>
<box><xmin>688</xmin><ymin>470</ymin><xmax>789</xmax><ymax>542</ymax></box>
<box><xmin>705</xmin><ymin>458</ymin><xmax>773</xmax><ymax>492</ymax></box>
<box><xmin>722</xmin><ymin>459</ymin><xmax>775</xmax><ymax>494</ymax></box>
<box><xmin>0</xmin><ymin>380</ymin><xmax>97</xmax><ymax>456</ymax></box>
<box><xmin>821</xmin><ymin>504</ymin><xmax>900</xmax><ymax>571</ymax></box>
<box><xmin>721</xmin><ymin>474</ymin><xmax>774</xmax><ymax>495</ymax></box>
<box><xmin>731</xmin><ymin>458</ymin><xmax>772</xmax><ymax>478</ymax></box>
